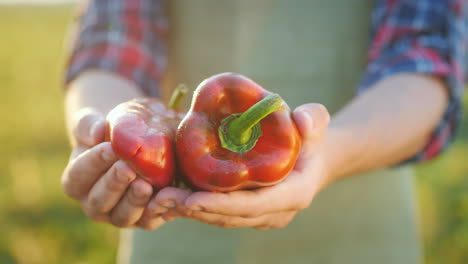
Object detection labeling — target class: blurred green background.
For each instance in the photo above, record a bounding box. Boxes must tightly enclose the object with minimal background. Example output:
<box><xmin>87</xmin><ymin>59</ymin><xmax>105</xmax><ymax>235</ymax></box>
<box><xmin>0</xmin><ymin>4</ymin><xmax>466</xmax><ymax>264</ymax></box>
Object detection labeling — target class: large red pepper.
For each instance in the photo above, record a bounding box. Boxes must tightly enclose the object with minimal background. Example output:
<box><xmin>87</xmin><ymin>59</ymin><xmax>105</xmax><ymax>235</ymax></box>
<box><xmin>176</xmin><ymin>73</ymin><xmax>301</xmax><ymax>192</ymax></box>
<box><xmin>106</xmin><ymin>86</ymin><xmax>186</xmax><ymax>189</ymax></box>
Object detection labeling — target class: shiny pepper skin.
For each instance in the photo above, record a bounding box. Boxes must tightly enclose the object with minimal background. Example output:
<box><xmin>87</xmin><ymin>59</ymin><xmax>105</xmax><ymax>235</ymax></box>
<box><xmin>176</xmin><ymin>73</ymin><xmax>301</xmax><ymax>192</ymax></box>
<box><xmin>106</xmin><ymin>98</ymin><xmax>184</xmax><ymax>189</ymax></box>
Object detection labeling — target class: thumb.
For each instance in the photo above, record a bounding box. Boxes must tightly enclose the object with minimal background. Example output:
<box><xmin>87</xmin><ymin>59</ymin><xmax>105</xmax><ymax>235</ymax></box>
<box><xmin>73</xmin><ymin>108</ymin><xmax>106</xmax><ymax>147</ymax></box>
<box><xmin>292</xmin><ymin>103</ymin><xmax>330</xmax><ymax>146</ymax></box>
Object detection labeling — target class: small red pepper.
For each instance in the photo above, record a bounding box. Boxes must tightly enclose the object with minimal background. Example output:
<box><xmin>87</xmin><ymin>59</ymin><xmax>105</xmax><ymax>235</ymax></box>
<box><xmin>106</xmin><ymin>85</ymin><xmax>187</xmax><ymax>189</ymax></box>
<box><xmin>176</xmin><ymin>73</ymin><xmax>301</xmax><ymax>192</ymax></box>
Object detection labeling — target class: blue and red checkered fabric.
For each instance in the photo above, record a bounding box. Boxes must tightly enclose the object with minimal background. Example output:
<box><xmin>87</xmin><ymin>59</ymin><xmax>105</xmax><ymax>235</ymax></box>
<box><xmin>358</xmin><ymin>0</ymin><xmax>467</xmax><ymax>162</ymax></box>
<box><xmin>65</xmin><ymin>0</ymin><xmax>467</xmax><ymax>163</ymax></box>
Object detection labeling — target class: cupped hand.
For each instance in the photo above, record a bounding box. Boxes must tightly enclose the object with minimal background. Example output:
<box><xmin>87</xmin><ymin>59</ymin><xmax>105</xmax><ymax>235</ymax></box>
<box><xmin>61</xmin><ymin>108</ymin><xmax>164</xmax><ymax>230</ymax></box>
<box><xmin>140</xmin><ymin>103</ymin><xmax>330</xmax><ymax>230</ymax></box>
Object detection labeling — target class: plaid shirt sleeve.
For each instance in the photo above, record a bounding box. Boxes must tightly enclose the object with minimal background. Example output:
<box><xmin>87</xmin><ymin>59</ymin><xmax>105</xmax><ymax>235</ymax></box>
<box><xmin>65</xmin><ymin>0</ymin><xmax>167</xmax><ymax>97</ymax></box>
<box><xmin>358</xmin><ymin>0</ymin><xmax>467</xmax><ymax>163</ymax></box>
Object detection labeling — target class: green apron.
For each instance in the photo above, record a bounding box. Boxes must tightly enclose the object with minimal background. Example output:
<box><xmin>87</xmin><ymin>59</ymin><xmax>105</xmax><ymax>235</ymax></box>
<box><xmin>120</xmin><ymin>1</ymin><xmax>422</xmax><ymax>263</ymax></box>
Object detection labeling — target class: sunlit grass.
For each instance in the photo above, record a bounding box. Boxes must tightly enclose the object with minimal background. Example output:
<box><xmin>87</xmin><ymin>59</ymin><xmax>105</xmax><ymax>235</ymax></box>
<box><xmin>416</xmin><ymin>141</ymin><xmax>468</xmax><ymax>264</ymax></box>
<box><xmin>0</xmin><ymin>4</ymin><xmax>466</xmax><ymax>264</ymax></box>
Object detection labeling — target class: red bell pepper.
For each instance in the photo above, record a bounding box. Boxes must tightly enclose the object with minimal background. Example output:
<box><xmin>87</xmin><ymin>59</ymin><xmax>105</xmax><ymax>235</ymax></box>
<box><xmin>176</xmin><ymin>73</ymin><xmax>301</xmax><ymax>192</ymax></box>
<box><xmin>106</xmin><ymin>85</ymin><xmax>187</xmax><ymax>189</ymax></box>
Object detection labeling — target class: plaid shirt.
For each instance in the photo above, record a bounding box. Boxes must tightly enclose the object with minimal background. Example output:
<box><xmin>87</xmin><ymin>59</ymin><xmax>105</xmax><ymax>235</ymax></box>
<box><xmin>66</xmin><ymin>0</ymin><xmax>467</xmax><ymax>164</ymax></box>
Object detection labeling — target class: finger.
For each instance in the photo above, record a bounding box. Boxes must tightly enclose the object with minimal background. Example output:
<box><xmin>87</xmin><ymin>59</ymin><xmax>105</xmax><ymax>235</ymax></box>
<box><xmin>84</xmin><ymin>160</ymin><xmax>137</xmax><ymax>219</ymax></box>
<box><xmin>110</xmin><ymin>179</ymin><xmax>153</xmax><ymax>228</ymax></box>
<box><xmin>136</xmin><ymin>216</ymin><xmax>166</xmax><ymax>231</ymax></box>
<box><xmin>137</xmin><ymin>187</ymin><xmax>190</xmax><ymax>230</ymax></box>
<box><xmin>293</xmin><ymin>103</ymin><xmax>330</xmax><ymax>144</ymax></box>
<box><xmin>142</xmin><ymin>187</ymin><xmax>192</xmax><ymax>218</ymax></box>
<box><xmin>253</xmin><ymin>211</ymin><xmax>297</xmax><ymax>230</ymax></box>
<box><xmin>81</xmin><ymin>199</ymin><xmax>110</xmax><ymax>223</ymax></box>
<box><xmin>184</xmin><ymin>172</ymin><xmax>313</xmax><ymax>218</ymax></box>
<box><xmin>73</xmin><ymin>108</ymin><xmax>106</xmax><ymax>147</ymax></box>
<box><xmin>70</xmin><ymin>144</ymin><xmax>89</xmax><ymax>160</ymax></box>
<box><xmin>292</xmin><ymin>104</ymin><xmax>330</xmax><ymax>172</ymax></box>
<box><xmin>62</xmin><ymin>142</ymin><xmax>118</xmax><ymax>200</ymax></box>
<box><xmin>160</xmin><ymin>210</ymin><xmax>180</xmax><ymax>222</ymax></box>
<box><xmin>140</xmin><ymin>187</ymin><xmax>193</xmax><ymax>224</ymax></box>
<box><xmin>179</xmin><ymin>209</ymin><xmax>296</xmax><ymax>229</ymax></box>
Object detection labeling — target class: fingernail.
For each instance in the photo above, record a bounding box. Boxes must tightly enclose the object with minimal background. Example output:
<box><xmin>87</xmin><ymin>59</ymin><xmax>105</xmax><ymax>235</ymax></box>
<box><xmin>148</xmin><ymin>201</ymin><xmax>168</xmax><ymax>215</ymax></box>
<box><xmin>133</xmin><ymin>185</ymin><xmax>148</xmax><ymax>198</ymax></box>
<box><xmin>88</xmin><ymin>120</ymin><xmax>98</xmax><ymax>140</ymax></box>
<box><xmin>189</xmin><ymin>205</ymin><xmax>202</xmax><ymax>211</ymax></box>
<box><xmin>160</xmin><ymin>200</ymin><xmax>176</xmax><ymax>209</ymax></box>
<box><xmin>302</xmin><ymin>110</ymin><xmax>314</xmax><ymax>129</ymax></box>
<box><xmin>101</xmin><ymin>148</ymin><xmax>115</xmax><ymax>162</ymax></box>
<box><xmin>116</xmin><ymin>169</ymin><xmax>131</xmax><ymax>183</ymax></box>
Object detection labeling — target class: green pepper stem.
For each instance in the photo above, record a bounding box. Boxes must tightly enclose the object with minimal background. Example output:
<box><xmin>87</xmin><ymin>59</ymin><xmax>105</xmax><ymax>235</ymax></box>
<box><xmin>218</xmin><ymin>94</ymin><xmax>283</xmax><ymax>154</ymax></box>
<box><xmin>229</xmin><ymin>94</ymin><xmax>282</xmax><ymax>145</ymax></box>
<box><xmin>168</xmin><ymin>84</ymin><xmax>188</xmax><ymax>111</ymax></box>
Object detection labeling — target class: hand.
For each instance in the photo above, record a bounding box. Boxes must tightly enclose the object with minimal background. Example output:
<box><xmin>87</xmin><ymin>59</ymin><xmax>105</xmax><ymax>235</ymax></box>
<box><xmin>140</xmin><ymin>103</ymin><xmax>330</xmax><ymax>230</ymax></box>
<box><xmin>61</xmin><ymin>108</ymin><xmax>164</xmax><ymax>230</ymax></box>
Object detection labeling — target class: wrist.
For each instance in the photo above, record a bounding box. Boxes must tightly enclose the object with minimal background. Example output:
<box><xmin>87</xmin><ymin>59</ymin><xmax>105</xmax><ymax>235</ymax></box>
<box><xmin>311</xmin><ymin>147</ymin><xmax>333</xmax><ymax>194</ymax></box>
<box><xmin>318</xmin><ymin>123</ymin><xmax>367</xmax><ymax>188</ymax></box>
<box><xmin>65</xmin><ymin>70</ymin><xmax>145</xmax><ymax>114</ymax></box>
